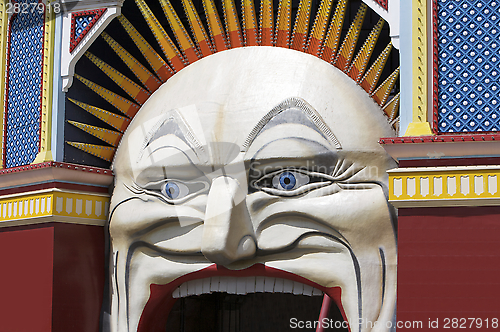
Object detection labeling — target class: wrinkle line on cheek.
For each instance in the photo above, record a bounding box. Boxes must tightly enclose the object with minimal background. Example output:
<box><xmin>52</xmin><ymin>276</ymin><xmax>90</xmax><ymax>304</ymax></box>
<box><xmin>348</xmin><ymin>249</ymin><xmax>362</xmax><ymax>332</ymax></box>
<box><xmin>379</xmin><ymin>247</ymin><xmax>386</xmax><ymax>307</ymax></box>
<box><xmin>256</xmin><ymin>231</ymin><xmax>351</xmax><ymax>256</ymax></box>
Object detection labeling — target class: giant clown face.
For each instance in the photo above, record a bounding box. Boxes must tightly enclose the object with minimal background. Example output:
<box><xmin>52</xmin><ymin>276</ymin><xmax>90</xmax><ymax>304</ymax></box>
<box><xmin>109</xmin><ymin>47</ymin><xmax>397</xmax><ymax>332</ymax></box>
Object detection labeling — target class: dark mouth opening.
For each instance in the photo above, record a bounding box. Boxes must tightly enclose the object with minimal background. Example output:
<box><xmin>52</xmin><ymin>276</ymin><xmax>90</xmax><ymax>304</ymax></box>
<box><xmin>165</xmin><ymin>292</ymin><xmax>348</xmax><ymax>332</ymax></box>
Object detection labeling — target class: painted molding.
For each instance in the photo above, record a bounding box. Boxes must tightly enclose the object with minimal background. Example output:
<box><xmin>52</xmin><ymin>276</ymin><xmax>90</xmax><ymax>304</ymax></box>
<box><xmin>33</xmin><ymin>0</ymin><xmax>57</xmax><ymax>164</ymax></box>
<box><xmin>389</xmin><ymin>166</ymin><xmax>500</xmax><ymax>207</ymax></box>
<box><xmin>0</xmin><ymin>188</ymin><xmax>109</xmax><ymax>227</ymax></box>
<box><xmin>61</xmin><ymin>5</ymin><xmax>121</xmax><ymax>92</ymax></box>
<box><xmin>404</xmin><ymin>0</ymin><xmax>433</xmax><ymax>136</ymax></box>
<box><xmin>0</xmin><ymin>161</ymin><xmax>113</xmax><ymax>191</ymax></box>
<box><xmin>0</xmin><ymin>0</ymin><xmax>8</xmax><ymax>169</ymax></box>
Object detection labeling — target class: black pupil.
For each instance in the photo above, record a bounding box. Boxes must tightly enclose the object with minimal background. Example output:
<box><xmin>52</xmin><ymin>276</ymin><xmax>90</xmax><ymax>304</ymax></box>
<box><xmin>284</xmin><ymin>177</ymin><xmax>290</xmax><ymax>185</ymax></box>
<box><xmin>168</xmin><ymin>187</ymin><xmax>175</xmax><ymax>195</ymax></box>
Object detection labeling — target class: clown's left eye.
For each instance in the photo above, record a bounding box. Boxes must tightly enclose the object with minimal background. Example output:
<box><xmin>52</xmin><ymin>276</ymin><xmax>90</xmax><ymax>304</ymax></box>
<box><xmin>161</xmin><ymin>181</ymin><xmax>190</xmax><ymax>200</ymax></box>
<box><xmin>272</xmin><ymin>171</ymin><xmax>310</xmax><ymax>191</ymax></box>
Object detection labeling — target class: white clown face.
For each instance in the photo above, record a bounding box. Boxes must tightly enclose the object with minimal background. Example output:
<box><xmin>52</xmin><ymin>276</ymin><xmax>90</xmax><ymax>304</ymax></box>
<box><xmin>109</xmin><ymin>47</ymin><xmax>397</xmax><ymax>332</ymax></box>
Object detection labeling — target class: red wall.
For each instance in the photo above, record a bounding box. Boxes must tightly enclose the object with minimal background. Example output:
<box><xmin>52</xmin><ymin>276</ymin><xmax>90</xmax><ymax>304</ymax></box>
<box><xmin>0</xmin><ymin>225</ymin><xmax>54</xmax><ymax>332</ymax></box>
<box><xmin>397</xmin><ymin>207</ymin><xmax>500</xmax><ymax>330</ymax></box>
<box><xmin>0</xmin><ymin>223</ymin><xmax>105</xmax><ymax>332</ymax></box>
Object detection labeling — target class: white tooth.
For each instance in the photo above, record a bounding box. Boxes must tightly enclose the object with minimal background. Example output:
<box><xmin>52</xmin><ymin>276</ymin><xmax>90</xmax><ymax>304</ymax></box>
<box><xmin>312</xmin><ymin>287</ymin><xmax>323</xmax><ymax>296</ymax></box>
<box><xmin>255</xmin><ymin>276</ymin><xmax>265</xmax><ymax>292</ymax></box>
<box><xmin>219</xmin><ymin>276</ymin><xmax>228</xmax><ymax>292</ymax></box>
<box><xmin>172</xmin><ymin>287</ymin><xmax>181</xmax><ymax>298</ymax></box>
<box><xmin>292</xmin><ymin>281</ymin><xmax>303</xmax><ymax>295</ymax></box>
<box><xmin>245</xmin><ymin>277</ymin><xmax>256</xmax><ymax>293</ymax></box>
<box><xmin>237</xmin><ymin>278</ymin><xmax>246</xmax><ymax>295</ymax></box>
<box><xmin>195</xmin><ymin>279</ymin><xmax>203</xmax><ymax>295</ymax></box>
<box><xmin>303</xmin><ymin>284</ymin><xmax>313</xmax><ymax>296</ymax></box>
<box><xmin>283</xmin><ymin>279</ymin><xmax>293</xmax><ymax>293</ymax></box>
<box><xmin>187</xmin><ymin>280</ymin><xmax>197</xmax><ymax>296</ymax></box>
<box><xmin>264</xmin><ymin>277</ymin><xmax>275</xmax><ymax>292</ymax></box>
<box><xmin>202</xmin><ymin>278</ymin><xmax>211</xmax><ymax>294</ymax></box>
<box><xmin>227</xmin><ymin>279</ymin><xmax>237</xmax><ymax>294</ymax></box>
<box><xmin>180</xmin><ymin>282</ymin><xmax>188</xmax><ymax>297</ymax></box>
<box><xmin>274</xmin><ymin>278</ymin><xmax>284</xmax><ymax>293</ymax></box>
<box><xmin>210</xmin><ymin>277</ymin><xmax>220</xmax><ymax>292</ymax></box>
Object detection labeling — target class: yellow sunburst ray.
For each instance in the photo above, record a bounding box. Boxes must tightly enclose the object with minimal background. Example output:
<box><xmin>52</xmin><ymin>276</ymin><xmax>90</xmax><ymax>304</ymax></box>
<box><xmin>359</xmin><ymin>42</ymin><xmax>393</xmax><ymax>93</ymax></box>
<box><xmin>66</xmin><ymin>142</ymin><xmax>116</xmax><ymax>162</ymax></box>
<box><xmin>306</xmin><ymin>0</ymin><xmax>335</xmax><ymax>56</ymax></box>
<box><xmin>101</xmin><ymin>32</ymin><xmax>162</xmax><ymax>92</ymax></box>
<box><xmin>348</xmin><ymin>18</ymin><xmax>384</xmax><ymax>82</ymax></box>
<box><xmin>382</xmin><ymin>92</ymin><xmax>400</xmax><ymax>121</ymax></box>
<box><xmin>202</xmin><ymin>0</ymin><xmax>228</xmax><ymax>52</ymax></box>
<box><xmin>290</xmin><ymin>0</ymin><xmax>313</xmax><ymax>51</ymax></box>
<box><xmin>320</xmin><ymin>0</ymin><xmax>347</xmax><ymax>62</ymax></box>
<box><xmin>181</xmin><ymin>0</ymin><xmax>213</xmax><ymax>56</ymax></box>
<box><xmin>259</xmin><ymin>0</ymin><xmax>273</xmax><ymax>46</ymax></box>
<box><xmin>159</xmin><ymin>0</ymin><xmax>200</xmax><ymax>63</ymax></box>
<box><xmin>74</xmin><ymin>74</ymin><xmax>140</xmax><ymax>118</ymax></box>
<box><xmin>68</xmin><ymin>121</ymin><xmax>122</xmax><ymax>147</ymax></box>
<box><xmin>275</xmin><ymin>0</ymin><xmax>291</xmax><ymax>48</ymax></box>
<box><xmin>242</xmin><ymin>0</ymin><xmax>258</xmax><ymax>46</ymax></box>
<box><xmin>85</xmin><ymin>52</ymin><xmax>151</xmax><ymax>105</ymax></box>
<box><xmin>371</xmin><ymin>67</ymin><xmax>400</xmax><ymax>106</ymax></box>
<box><xmin>68</xmin><ymin>98</ymin><xmax>131</xmax><ymax>133</ymax></box>
<box><xmin>334</xmin><ymin>2</ymin><xmax>367</xmax><ymax>71</ymax></box>
<box><xmin>222</xmin><ymin>0</ymin><xmax>243</xmax><ymax>48</ymax></box>
<box><xmin>117</xmin><ymin>16</ymin><xmax>174</xmax><ymax>82</ymax></box>
<box><xmin>135</xmin><ymin>0</ymin><xmax>186</xmax><ymax>71</ymax></box>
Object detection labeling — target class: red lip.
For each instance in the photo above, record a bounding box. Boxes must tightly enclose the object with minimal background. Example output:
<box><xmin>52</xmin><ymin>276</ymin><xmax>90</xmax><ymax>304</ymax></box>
<box><xmin>137</xmin><ymin>263</ymin><xmax>347</xmax><ymax>332</ymax></box>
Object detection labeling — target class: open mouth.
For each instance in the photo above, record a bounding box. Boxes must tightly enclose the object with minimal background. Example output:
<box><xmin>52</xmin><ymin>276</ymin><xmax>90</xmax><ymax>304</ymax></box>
<box><xmin>136</xmin><ymin>264</ymin><xmax>350</xmax><ymax>332</ymax></box>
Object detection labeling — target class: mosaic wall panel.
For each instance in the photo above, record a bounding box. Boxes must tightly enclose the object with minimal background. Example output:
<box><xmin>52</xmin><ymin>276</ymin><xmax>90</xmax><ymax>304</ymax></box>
<box><xmin>438</xmin><ymin>0</ymin><xmax>500</xmax><ymax>132</ymax></box>
<box><xmin>4</xmin><ymin>0</ymin><xmax>44</xmax><ymax>167</ymax></box>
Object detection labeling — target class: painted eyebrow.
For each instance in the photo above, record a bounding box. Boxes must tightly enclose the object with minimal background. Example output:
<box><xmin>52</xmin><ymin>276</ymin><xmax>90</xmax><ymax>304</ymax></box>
<box><xmin>137</xmin><ymin>109</ymin><xmax>206</xmax><ymax>163</ymax></box>
<box><xmin>241</xmin><ymin>97</ymin><xmax>342</xmax><ymax>152</ymax></box>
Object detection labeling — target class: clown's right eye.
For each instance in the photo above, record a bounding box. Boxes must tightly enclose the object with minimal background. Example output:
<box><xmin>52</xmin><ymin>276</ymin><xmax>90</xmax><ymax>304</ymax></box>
<box><xmin>161</xmin><ymin>181</ymin><xmax>190</xmax><ymax>200</ymax></box>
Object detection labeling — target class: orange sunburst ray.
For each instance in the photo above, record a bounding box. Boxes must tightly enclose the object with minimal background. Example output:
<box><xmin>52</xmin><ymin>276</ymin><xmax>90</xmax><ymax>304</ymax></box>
<box><xmin>259</xmin><ymin>0</ymin><xmax>274</xmax><ymax>46</ymax></box>
<box><xmin>242</xmin><ymin>0</ymin><xmax>258</xmax><ymax>46</ymax></box>
<box><xmin>68</xmin><ymin>121</ymin><xmax>122</xmax><ymax>147</ymax></box>
<box><xmin>159</xmin><ymin>0</ymin><xmax>200</xmax><ymax>63</ymax></box>
<box><xmin>306</xmin><ymin>0</ymin><xmax>335</xmax><ymax>56</ymax></box>
<box><xmin>275</xmin><ymin>0</ymin><xmax>292</xmax><ymax>48</ymax></box>
<box><xmin>320</xmin><ymin>0</ymin><xmax>347</xmax><ymax>62</ymax></box>
<box><xmin>290</xmin><ymin>0</ymin><xmax>313</xmax><ymax>51</ymax></box>
<box><xmin>68</xmin><ymin>98</ymin><xmax>130</xmax><ymax>133</ymax></box>
<box><xmin>382</xmin><ymin>92</ymin><xmax>400</xmax><ymax>121</ymax></box>
<box><xmin>359</xmin><ymin>42</ymin><xmax>393</xmax><ymax>93</ymax></box>
<box><xmin>334</xmin><ymin>3</ymin><xmax>367</xmax><ymax>72</ymax></box>
<box><xmin>101</xmin><ymin>32</ymin><xmax>162</xmax><ymax>92</ymax></box>
<box><xmin>202</xmin><ymin>0</ymin><xmax>228</xmax><ymax>52</ymax></box>
<box><xmin>66</xmin><ymin>142</ymin><xmax>116</xmax><ymax>162</ymax></box>
<box><xmin>85</xmin><ymin>52</ymin><xmax>151</xmax><ymax>105</ymax></box>
<box><xmin>371</xmin><ymin>67</ymin><xmax>400</xmax><ymax>106</ymax></box>
<box><xmin>135</xmin><ymin>0</ymin><xmax>186</xmax><ymax>70</ymax></box>
<box><xmin>75</xmin><ymin>74</ymin><xmax>140</xmax><ymax>118</ymax></box>
<box><xmin>222</xmin><ymin>0</ymin><xmax>243</xmax><ymax>48</ymax></box>
<box><xmin>117</xmin><ymin>15</ymin><xmax>174</xmax><ymax>83</ymax></box>
<box><xmin>348</xmin><ymin>18</ymin><xmax>385</xmax><ymax>82</ymax></box>
<box><xmin>181</xmin><ymin>0</ymin><xmax>213</xmax><ymax>56</ymax></box>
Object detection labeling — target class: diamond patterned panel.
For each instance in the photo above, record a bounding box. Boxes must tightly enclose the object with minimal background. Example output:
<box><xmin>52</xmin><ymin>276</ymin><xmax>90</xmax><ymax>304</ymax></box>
<box><xmin>75</xmin><ymin>15</ymin><xmax>95</xmax><ymax>40</ymax></box>
<box><xmin>438</xmin><ymin>0</ymin><xmax>500</xmax><ymax>132</ymax></box>
<box><xmin>5</xmin><ymin>0</ymin><xmax>44</xmax><ymax>168</ymax></box>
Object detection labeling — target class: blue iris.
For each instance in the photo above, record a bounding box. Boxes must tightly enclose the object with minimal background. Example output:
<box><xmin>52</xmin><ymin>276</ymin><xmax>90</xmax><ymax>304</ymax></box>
<box><xmin>279</xmin><ymin>171</ymin><xmax>296</xmax><ymax>190</ymax></box>
<box><xmin>164</xmin><ymin>182</ymin><xmax>180</xmax><ymax>199</ymax></box>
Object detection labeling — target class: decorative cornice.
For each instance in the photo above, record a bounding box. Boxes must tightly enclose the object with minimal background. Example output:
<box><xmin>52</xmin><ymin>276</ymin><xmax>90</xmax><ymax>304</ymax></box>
<box><xmin>380</xmin><ymin>135</ymin><xmax>500</xmax><ymax>161</ymax></box>
<box><xmin>0</xmin><ymin>188</ymin><xmax>109</xmax><ymax>227</ymax></box>
<box><xmin>0</xmin><ymin>162</ymin><xmax>113</xmax><ymax>192</ymax></box>
<box><xmin>388</xmin><ymin>165</ymin><xmax>500</xmax><ymax>208</ymax></box>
